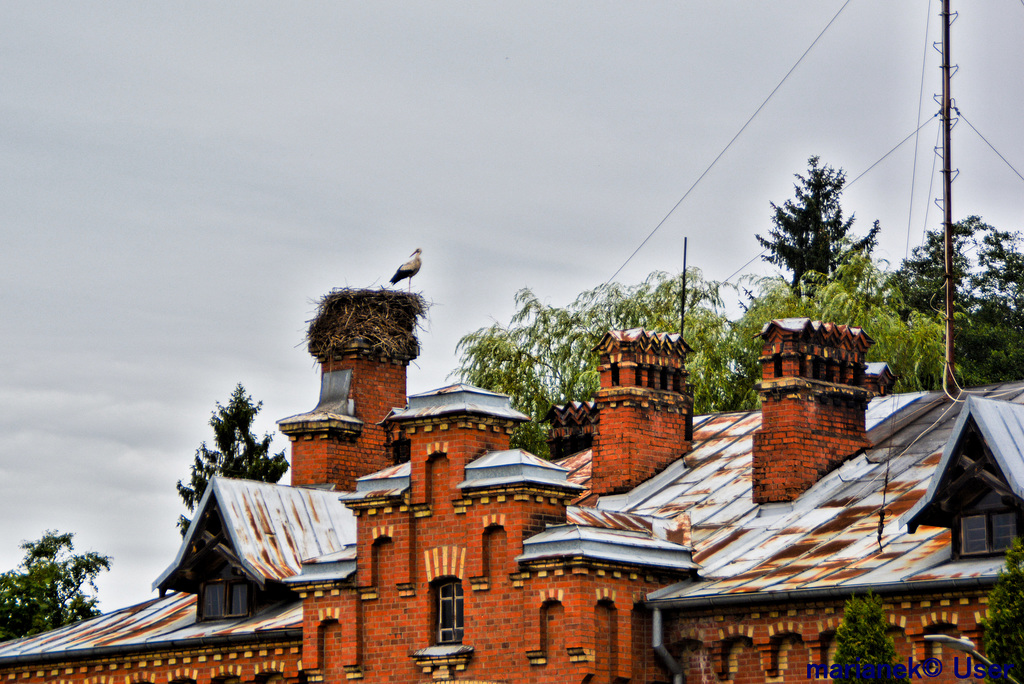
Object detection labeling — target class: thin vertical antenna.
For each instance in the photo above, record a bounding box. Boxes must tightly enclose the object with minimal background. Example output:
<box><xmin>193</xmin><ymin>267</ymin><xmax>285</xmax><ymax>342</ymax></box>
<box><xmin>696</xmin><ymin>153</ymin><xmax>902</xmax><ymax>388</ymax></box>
<box><xmin>941</xmin><ymin>0</ymin><xmax>956</xmax><ymax>393</ymax></box>
<box><xmin>680</xmin><ymin>237</ymin><xmax>688</xmax><ymax>338</ymax></box>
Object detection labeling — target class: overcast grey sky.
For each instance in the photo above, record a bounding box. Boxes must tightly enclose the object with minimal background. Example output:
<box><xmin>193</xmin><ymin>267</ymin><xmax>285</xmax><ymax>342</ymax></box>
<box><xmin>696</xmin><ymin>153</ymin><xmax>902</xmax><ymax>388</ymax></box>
<box><xmin>2</xmin><ymin>2</ymin><xmax>1022</xmax><ymax>613</ymax></box>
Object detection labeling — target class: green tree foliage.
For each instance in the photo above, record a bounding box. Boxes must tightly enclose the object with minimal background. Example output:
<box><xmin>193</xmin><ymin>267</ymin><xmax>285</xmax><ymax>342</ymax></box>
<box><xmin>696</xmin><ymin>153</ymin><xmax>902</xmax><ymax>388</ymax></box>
<box><xmin>757</xmin><ymin>156</ymin><xmax>880</xmax><ymax>293</ymax></box>
<box><xmin>455</xmin><ymin>255</ymin><xmax>945</xmax><ymax>457</ymax></box>
<box><xmin>0</xmin><ymin>531</ymin><xmax>111</xmax><ymax>641</ymax></box>
<box><xmin>982</xmin><ymin>537</ymin><xmax>1024</xmax><ymax>670</ymax></box>
<box><xmin>831</xmin><ymin>593</ymin><xmax>908</xmax><ymax>684</ymax></box>
<box><xmin>177</xmin><ymin>384</ymin><xmax>289</xmax><ymax>534</ymax></box>
<box><xmin>455</xmin><ymin>270</ymin><xmax>738</xmax><ymax>456</ymax></box>
<box><xmin>893</xmin><ymin>216</ymin><xmax>1024</xmax><ymax>387</ymax></box>
<box><xmin>747</xmin><ymin>254</ymin><xmax>945</xmax><ymax>393</ymax></box>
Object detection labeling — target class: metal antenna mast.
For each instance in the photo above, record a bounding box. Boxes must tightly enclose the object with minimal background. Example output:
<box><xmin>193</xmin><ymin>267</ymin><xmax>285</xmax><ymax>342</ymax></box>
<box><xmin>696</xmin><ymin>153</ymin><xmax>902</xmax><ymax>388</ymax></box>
<box><xmin>680</xmin><ymin>237</ymin><xmax>688</xmax><ymax>338</ymax></box>
<box><xmin>941</xmin><ymin>0</ymin><xmax>957</xmax><ymax>392</ymax></box>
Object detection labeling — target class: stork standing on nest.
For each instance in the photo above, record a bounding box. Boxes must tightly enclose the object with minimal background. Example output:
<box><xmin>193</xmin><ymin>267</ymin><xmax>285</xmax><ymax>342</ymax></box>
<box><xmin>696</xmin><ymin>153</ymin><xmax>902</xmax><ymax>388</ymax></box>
<box><xmin>389</xmin><ymin>248</ymin><xmax>422</xmax><ymax>291</ymax></box>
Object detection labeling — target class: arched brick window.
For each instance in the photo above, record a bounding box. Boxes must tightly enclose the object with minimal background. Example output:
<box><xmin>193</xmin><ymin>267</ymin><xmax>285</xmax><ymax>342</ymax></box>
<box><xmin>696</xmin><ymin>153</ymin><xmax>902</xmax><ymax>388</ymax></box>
<box><xmin>425</xmin><ymin>453</ymin><xmax>448</xmax><ymax>509</ymax></box>
<box><xmin>481</xmin><ymin>525</ymin><xmax>506</xmax><ymax>580</ymax></box>
<box><xmin>540</xmin><ymin>600</ymin><xmax>564</xmax><ymax>663</ymax></box>
<box><xmin>371</xmin><ymin>535</ymin><xmax>392</xmax><ymax>588</ymax></box>
<box><xmin>595</xmin><ymin>600</ymin><xmax>618</xmax><ymax>677</ymax></box>
<box><xmin>434</xmin><ymin>578</ymin><xmax>464</xmax><ymax>644</ymax></box>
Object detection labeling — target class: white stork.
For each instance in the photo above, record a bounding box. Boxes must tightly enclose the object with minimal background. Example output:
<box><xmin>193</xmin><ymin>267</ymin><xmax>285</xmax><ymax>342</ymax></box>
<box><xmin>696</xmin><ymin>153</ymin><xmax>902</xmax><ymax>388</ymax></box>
<box><xmin>389</xmin><ymin>248</ymin><xmax>422</xmax><ymax>291</ymax></box>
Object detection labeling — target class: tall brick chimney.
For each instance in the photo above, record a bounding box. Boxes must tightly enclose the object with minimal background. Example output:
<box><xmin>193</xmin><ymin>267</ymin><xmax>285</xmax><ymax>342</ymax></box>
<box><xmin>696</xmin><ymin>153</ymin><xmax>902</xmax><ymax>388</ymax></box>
<box><xmin>752</xmin><ymin>318</ymin><xmax>873</xmax><ymax>504</ymax></box>
<box><xmin>588</xmin><ymin>328</ymin><xmax>693</xmax><ymax>496</ymax></box>
<box><xmin>278</xmin><ymin>289</ymin><xmax>424</xmax><ymax>491</ymax></box>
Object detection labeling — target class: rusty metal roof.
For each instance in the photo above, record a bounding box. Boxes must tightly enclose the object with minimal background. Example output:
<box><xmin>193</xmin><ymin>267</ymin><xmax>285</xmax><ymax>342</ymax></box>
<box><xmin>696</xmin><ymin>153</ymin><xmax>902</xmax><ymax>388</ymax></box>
<box><xmin>155</xmin><ymin>477</ymin><xmax>357</xmax><ymax>592</ymax></box>
<box><xmin>0</xmin><ymin>592</ymin><xmax>301</xmax><ymax>663</ymax></box>
<box><xmin>565</xmin><ymin>381</ymin><xmax>1024</xmax><ymax>604</ymax></box>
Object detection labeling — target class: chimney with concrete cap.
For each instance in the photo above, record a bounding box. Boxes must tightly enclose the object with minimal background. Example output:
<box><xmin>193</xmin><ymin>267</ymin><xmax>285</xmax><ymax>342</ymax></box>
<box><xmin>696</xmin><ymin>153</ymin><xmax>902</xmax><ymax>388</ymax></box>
<box><xmin>588</xmin><ymin>328</ymin><xmax>693</xmax><ymax>496</ymax></box>
<box><xmin>752</xmin><ymin>318</ymin><xmax>874</xmax><ymax>503</ymax></box>
<box><xmin>278</xmin><ymin>289</ymin><xmax>424</xmax><ymax>491</ymax></box>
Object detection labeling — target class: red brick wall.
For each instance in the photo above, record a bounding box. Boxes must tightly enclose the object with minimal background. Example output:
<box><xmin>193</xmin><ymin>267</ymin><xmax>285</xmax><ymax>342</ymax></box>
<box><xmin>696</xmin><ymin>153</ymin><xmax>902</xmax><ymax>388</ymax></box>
<box><xmin>0</xmin><ymin>640</ymin><xmax>304</xmax><ymax>684</ymax></box>
<box><xmin>591</xmin><ymin>388</ymin><xmax>691</xmax><ymax>495</ymax></box>
<box><xmin>665</xmin><ymin>592</ymin><xmax>992</xmax><ymax>684</ymax></box>
<box><xmin>752</xmin><ymin>393</ymin><xmax>870</xmax><ymax>503</ymax></box>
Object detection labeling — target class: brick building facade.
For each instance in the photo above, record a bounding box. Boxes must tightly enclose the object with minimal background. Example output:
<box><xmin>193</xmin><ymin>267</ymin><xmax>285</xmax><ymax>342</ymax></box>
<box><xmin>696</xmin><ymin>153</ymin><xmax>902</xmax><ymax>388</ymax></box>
<box><xmin>1</xmin><ymin>298</ymin><xmax>1022</xmax><ymax>684</ymax></box>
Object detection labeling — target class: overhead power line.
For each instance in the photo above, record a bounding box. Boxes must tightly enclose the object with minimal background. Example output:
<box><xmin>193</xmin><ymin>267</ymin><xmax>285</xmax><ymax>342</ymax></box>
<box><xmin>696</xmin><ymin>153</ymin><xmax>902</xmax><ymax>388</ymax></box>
<box><xmin>957</xmin><ymin>109</ymin><xmax>1024</xmax><ymax>185</ymax></box>
<box><xmin>721</xmin><ymin>116</ymin><xmax>939</xmax><ymax>286</ymax></box>
<box><xmin>605</xmin><ymin>0</ymin><xmax>855</xmax><ymax>284</ymax></box>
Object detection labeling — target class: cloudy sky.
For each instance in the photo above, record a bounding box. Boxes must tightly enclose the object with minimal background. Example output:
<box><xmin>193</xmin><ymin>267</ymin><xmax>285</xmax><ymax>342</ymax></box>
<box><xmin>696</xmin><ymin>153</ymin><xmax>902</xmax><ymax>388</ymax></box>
<box><xmin>2</xmin><ymin>2</ymin><xmax>1022</xmax><ymax>613</ymax></box>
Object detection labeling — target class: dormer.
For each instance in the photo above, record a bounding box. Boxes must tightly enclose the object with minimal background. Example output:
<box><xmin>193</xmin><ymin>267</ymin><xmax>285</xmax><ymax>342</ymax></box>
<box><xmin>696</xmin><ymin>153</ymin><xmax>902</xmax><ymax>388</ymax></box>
<box><xmin>901</xmin><ymin>396</ymin><xmax>1024</xmax><ymax>558</ymax></box>
<box><xmin>155</xmin><ymin>477</ymin><xmax>357</xmax><ymax>619</ymax></box>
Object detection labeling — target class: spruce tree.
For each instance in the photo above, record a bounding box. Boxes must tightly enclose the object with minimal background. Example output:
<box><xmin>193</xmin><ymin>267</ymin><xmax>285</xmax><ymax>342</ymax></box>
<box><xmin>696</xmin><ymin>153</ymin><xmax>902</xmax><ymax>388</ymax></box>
<box><xmin>831</xmin><ymin>593</ymin><xmax>907</xmax><ymax>684</ymax></box>
<box><xmin>176</xmin><ymin>384</ymin><xmax>289</xmax><ymax>534</ymax></box>
<box><xmin>757</xmin><ymin>156</ymin><xmax>880</xmax><ymax>294</ymax></box>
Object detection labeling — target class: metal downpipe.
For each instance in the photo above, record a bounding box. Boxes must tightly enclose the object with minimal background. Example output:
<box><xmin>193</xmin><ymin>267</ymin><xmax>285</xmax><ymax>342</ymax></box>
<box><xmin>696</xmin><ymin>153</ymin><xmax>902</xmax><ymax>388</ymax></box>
<box><xmin>652</xmin><ymin>607</ymin><xmax>684</xmax><ymax>684</ymax></box>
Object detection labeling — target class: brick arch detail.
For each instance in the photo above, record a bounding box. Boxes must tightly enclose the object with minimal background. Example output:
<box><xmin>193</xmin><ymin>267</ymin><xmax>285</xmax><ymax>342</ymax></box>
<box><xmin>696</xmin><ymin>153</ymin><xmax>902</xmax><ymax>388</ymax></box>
<box><xmin>124</xmin><ymin>674</ymin><xmax>157</xmax><ymax>684</ymax></box>
<box><xmin>318</xmin><ymin>607</ymin><xmax>344</xmax><ymax>622</ymax></box>
<box><xmin>425</xmin><ymin>443</ymin><xmax>449</xmax><ymax>458</ymax></box>
<box><xmin>252</xmin><ymin>661</ymin><xmax>289</xmax><ymax>676</ymax></box>
<box><xmin>481</xmin><ymin>513</ymin><xmax>507</xmax><ymax>529</ymax></box>
<box><xmin>593</xmin><ymin>587</ymin><xmax>618</xmax><ymax>605</ymax></box>
<box><xmin>370</xmin><ymin>524</ymin><xmax>394</xmax><ymax>541</ymax></box>
<box><xmin>168</xmin><ymin>671</ymin><xmax>200</xmax><ymax>684</ymax></box>
<box><xmin>423</xmin><ymin>545</ymin><xmax>466</xmax><ymax>581</ymax></box>
<box><xmin>763</xmin><ymin>627</ymin><xmax>804</xmax><ymax>676</ymax></box>
<box><xmin>208</xmin><ymin>664</ymin><xmax>245</xmax><ymax>680</ymax></box>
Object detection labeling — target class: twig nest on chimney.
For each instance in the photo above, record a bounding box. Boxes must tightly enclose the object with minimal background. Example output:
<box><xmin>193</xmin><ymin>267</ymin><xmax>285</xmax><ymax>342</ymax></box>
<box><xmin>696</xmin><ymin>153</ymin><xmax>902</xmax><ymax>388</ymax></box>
<box><xmin>306</xmin><ymin>288</ymin><xmax>427</xmax><ymax>361</ymax></box>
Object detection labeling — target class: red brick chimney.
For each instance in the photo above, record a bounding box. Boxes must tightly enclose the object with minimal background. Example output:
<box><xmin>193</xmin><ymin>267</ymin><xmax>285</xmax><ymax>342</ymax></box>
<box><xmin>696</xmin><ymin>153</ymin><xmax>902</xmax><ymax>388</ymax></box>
<box><xmin>752</xmin><ymin>318</ymin><xmax>873</xmax><ymax>504</ymax></box>
<box><xmin>278</xmin><ymin>289</ymin><xmax>423</xmax><ymax>491</ymax></box>
<box><xmin>588</xmin><ymin>328</ymin><xmax>693</xmax><ymax>496</ymax></box>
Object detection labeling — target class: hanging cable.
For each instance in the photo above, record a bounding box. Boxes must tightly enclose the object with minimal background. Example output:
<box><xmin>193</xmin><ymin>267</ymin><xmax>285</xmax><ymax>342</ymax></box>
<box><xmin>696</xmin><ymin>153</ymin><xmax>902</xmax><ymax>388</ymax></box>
<box><xmin>906</xmin><ymin>0</ymin><xmax>935</xmax><ymax>261</ymax></box>
<box><xmin>920</xmin><ymin>122</ymin><xmax>943</xmax><ymax>246</ymax></box>
<box><xmin>956</xmin><ymin>109</ymin><xmax>1024</xmax><ymax>184</ymax></box>
<box><xmin>605</xmin><ymin>0</ymin><xmax>855</xmax><ymax>284</ymax></box>
<box><xmin>717</xmin><ymin>117</ymin><xmax>938</xmax><ymax>287</ymax></box>
<box><xmin>847</xmin><ymin>116</ymin><xmax>937</xmax><ymax>188</ymax></box>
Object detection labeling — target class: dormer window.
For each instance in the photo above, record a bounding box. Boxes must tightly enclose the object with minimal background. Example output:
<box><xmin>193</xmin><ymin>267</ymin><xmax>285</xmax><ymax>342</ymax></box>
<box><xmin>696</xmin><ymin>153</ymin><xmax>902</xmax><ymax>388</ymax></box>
<box><xmin>959</xmin><ymin>491</ymin><xmax>1018</xmax><ymax>556</ymax></box>
<box><xmin>201</xmin><ymin>580</ymin><xmax>251</xmax><ymax>620</ymax></box>
<box><xmin>900</xmin><ymin>397</ymin><xmax>1024</xmax><ymax>559</ymax></box>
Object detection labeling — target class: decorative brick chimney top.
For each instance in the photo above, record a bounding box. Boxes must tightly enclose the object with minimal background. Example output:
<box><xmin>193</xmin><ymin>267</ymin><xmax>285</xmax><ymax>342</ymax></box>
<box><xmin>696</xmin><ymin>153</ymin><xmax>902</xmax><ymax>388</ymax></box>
<box><xmin>279</xmin><ymin>289</ymin><xmax>425</xmax><ymax>492</ymax></box>
<box><xmin>752</xmin><ymin>318</ymin><xmax>874</xmax><ymax>503</ymax></box>
<box><xmin>546</xmin><ymin>401</ymin><xmax>598</xmax><ymax>460</ymax></box>
<box><xmin>864</xmin><ymin>362</ymin><xmax>897</xmax><ymax>397</ymax></box>
<box><xmin>587</xmin><ymin>328</ymin><xmax>694</xmax><ymax>496</ymax></box>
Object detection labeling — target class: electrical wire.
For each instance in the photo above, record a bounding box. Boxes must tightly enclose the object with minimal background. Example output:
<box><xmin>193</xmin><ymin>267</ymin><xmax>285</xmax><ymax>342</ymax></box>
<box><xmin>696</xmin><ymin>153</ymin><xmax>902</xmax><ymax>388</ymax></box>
<box><xmin>906</xmin><ymin>0</ymin><xmax>935</xmax><ymax>261</ymax></box>
<box><xmin>846</xmin><ymin>116</ymin><xmax>937</xmax><ymax>189</ymax></box>
<box><xmin>921</xmin><ymin>122</ymin><xmax>942</xmax><ymax>246</ymax></box>
<box><xmin>718</xmin><ymin>118</ymin><xmax>937</xmax><ymax>287</ymax></box>
<box><xmin>957</xmin><ymin>109</ymin><xmax>1024</xmax><ymax>184</ymax></box>
<box><xmin>605</xmin><ymin>0</ymin><xmax>855</xmax><ymax>284</ymax></box>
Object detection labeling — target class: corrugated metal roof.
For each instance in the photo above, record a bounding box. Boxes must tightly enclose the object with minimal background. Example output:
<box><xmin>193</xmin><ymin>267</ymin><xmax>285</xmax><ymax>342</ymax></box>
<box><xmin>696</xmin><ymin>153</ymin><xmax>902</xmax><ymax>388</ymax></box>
<box><xmin>155</xmin><ymin>477</ymin><xmax>357</xmax><ymax>591</ymax></box>
<box><xmin>582</xmin><ymin>381</ymin><xmax>1024</xmax><ymax>603</ymax></box>
<box><xmin>0</xmin><ymin>592</ymin><xmax>301</xmax><ymax>663</ymax></box>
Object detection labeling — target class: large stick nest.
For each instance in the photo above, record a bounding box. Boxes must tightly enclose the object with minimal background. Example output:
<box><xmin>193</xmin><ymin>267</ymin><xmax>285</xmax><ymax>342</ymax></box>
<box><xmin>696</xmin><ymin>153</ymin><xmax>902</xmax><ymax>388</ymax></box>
<box><xmin>306</xmin><ymin>288</ymin><xmax>428</xmax><ymax>360</ymax></box>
